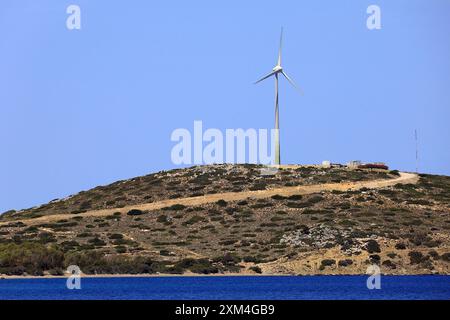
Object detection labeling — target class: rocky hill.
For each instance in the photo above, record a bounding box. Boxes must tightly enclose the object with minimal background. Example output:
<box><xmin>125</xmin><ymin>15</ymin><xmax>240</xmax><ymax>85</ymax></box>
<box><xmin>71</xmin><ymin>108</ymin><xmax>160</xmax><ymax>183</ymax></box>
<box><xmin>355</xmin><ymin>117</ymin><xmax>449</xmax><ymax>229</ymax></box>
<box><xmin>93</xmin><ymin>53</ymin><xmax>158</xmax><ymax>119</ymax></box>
<box><xmin>0</xmin><ymin>164</ymin><xmax>449</xmax><ymax>277</ymax></box>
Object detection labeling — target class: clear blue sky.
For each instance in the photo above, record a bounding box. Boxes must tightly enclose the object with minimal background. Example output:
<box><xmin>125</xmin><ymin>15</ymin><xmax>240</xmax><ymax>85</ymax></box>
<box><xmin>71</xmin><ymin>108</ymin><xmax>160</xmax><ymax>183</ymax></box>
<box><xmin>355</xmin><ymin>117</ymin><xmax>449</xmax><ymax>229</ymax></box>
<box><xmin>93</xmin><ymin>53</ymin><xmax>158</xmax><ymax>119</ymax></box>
<box><xmin>1</xmin><ymin>0</ymin><xmax>449</xmax><ymax>212</ymax></box>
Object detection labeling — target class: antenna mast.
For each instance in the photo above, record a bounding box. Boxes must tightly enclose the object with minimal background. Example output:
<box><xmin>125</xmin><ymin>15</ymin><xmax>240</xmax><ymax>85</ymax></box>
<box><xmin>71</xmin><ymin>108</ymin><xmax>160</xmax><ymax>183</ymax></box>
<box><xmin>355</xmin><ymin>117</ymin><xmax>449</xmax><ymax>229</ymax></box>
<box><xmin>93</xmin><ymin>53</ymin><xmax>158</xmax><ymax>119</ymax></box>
<box><xmin>415</xmin><ymin>129</ymin><xmax>418</xmax><ymax>173</ymax></box>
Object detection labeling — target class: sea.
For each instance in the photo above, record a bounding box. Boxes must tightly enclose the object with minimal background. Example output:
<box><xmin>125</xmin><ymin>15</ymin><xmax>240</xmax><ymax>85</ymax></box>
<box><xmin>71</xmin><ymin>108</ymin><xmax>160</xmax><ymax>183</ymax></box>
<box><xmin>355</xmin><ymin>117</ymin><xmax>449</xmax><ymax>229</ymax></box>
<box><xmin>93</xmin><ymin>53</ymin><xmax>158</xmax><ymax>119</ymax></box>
<box><xmin>0</xmin><ymin>275</ymin><xmax>449</xmax><ymax>300</ymax></box>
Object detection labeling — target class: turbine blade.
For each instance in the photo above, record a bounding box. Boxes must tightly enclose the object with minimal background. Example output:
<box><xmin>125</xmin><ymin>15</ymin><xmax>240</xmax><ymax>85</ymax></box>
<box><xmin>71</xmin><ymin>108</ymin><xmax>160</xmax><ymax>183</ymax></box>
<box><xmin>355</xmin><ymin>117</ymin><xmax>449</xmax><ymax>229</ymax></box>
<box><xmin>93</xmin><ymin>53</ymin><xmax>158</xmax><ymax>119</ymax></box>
<box><xmin>254</xmin><ymin>70</ymin><xmax>276</xmax><ymax>84</ymax></box>
<box><xmin>281</xmin><ymin>71</ymin><xmax>303</xmax><ymax>95</ymax></box>
<box><xmin>277</xmin><ymin>27</ymin><xmax>283</xmax><ymax>66</ymax></box>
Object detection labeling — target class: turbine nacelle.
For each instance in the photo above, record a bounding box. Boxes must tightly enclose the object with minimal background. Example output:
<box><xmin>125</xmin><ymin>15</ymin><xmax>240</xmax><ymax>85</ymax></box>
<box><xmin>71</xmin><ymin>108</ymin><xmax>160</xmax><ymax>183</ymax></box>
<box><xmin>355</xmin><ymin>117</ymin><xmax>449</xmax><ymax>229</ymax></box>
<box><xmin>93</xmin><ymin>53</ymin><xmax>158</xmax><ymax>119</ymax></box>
<box><xmin>272</xmin><ymin>65</ymin><xmax>283</xmax><ymax>73</ymax></box>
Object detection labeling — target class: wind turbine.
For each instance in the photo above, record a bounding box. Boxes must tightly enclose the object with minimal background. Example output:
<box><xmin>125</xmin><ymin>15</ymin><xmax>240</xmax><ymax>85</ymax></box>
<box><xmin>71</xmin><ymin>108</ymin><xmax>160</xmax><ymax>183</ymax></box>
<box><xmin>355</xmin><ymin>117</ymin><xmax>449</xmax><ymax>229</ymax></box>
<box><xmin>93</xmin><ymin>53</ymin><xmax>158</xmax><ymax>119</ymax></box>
<box><xmin>254</xmin><ymin>28</ymin><xmax>302</xmax><ymax>165</ymax></box>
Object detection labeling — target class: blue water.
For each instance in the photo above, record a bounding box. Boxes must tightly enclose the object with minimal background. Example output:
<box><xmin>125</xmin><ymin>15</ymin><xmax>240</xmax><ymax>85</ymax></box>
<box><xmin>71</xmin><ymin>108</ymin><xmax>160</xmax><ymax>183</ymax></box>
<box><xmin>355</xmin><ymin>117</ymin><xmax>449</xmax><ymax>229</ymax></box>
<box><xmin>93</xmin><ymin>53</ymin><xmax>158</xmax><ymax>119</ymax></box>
<box><xmin>0</xmin><ymin>275</ymin><xmax>449</xmax><ymax>300</ymax></box>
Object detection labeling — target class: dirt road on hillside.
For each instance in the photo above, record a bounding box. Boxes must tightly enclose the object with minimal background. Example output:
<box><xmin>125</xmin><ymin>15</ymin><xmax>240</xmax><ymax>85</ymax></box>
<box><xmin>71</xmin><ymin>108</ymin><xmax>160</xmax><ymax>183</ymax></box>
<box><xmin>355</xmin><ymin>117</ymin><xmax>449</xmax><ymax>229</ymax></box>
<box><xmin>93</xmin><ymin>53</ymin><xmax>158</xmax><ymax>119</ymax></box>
<box><xmin>0</xmin><ymin>172</ymin><xmax>418</xmax><ymax>226</ymax></box>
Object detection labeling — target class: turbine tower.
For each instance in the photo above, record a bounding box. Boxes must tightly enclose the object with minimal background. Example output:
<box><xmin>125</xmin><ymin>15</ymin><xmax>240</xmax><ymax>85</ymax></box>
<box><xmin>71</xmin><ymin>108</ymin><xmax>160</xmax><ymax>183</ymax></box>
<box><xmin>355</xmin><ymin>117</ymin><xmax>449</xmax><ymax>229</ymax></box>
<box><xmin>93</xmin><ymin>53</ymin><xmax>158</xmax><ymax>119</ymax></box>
<box><xmin>254</xmin><ymin>28</ymin><xmax>302</xmax><ymax>165</ymax></box>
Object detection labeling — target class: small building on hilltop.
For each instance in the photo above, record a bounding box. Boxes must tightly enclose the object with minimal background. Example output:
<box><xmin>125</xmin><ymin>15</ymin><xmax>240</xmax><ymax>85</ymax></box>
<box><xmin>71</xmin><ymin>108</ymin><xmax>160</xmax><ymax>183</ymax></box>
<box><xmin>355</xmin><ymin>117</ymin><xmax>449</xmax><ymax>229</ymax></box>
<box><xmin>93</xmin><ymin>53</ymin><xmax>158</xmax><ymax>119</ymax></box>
<box><xmin>347</xmin><ymin>160</ymin><xmax>362</xmax><ymax>169</ymax></box>
<box><xmin>321</xmin><ymin>160</ymin><xmax>331</xmax><ymax>168</ymax></box>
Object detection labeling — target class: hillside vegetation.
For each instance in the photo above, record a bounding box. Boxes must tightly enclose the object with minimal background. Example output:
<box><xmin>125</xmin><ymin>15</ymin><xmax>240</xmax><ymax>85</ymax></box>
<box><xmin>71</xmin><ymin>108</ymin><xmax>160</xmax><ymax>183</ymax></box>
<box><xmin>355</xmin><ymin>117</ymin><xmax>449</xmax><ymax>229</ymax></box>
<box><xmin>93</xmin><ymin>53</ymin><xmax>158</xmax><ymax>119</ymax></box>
<box><xmin>0</xmin><ymin>165</ymin><xmax>449</xmax><ymax>276</ymax></box>
<box><xmin>2</xmin><ymin>164</ymin><xmax>393</xmax><ymax>220</ymax></box>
